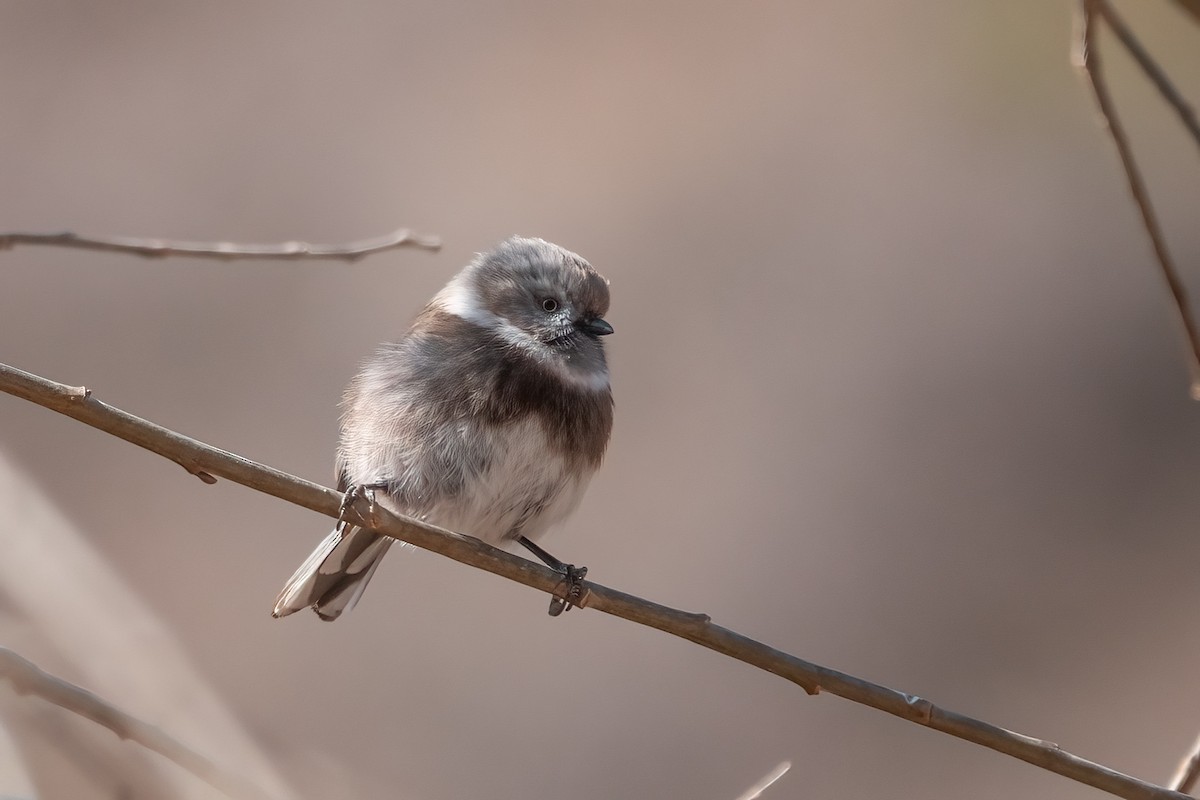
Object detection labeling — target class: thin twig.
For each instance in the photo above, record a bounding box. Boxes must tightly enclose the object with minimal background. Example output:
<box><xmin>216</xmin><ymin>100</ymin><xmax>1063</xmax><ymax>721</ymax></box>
<box><xmin>1074</xmin><ymin>0</ymin><xmax>1200</xmax><ymax>399</ymax></box>
<box><xmin>0</xmin><ymin>647</ymin><xmax>277</xmax><ymax>800</ymax></box>
<box><xmin>1092</xmin><ymin>1</ymin><xmax>1200</xmax><ymax>151</ymax></box>
<box><xmin>0</xmin><ymin>228</ymin><xmax>441</xmax><ymax>262</ymax></box>
<box><xmin>0</xmin><ymin>361</ymin><xmax>1190</xmax><ymax>800</ymax></box>
<box><xmin>1080</xmin><ymin>8</ymin><xmax>1200</xmax><ymax>783</ymax></box>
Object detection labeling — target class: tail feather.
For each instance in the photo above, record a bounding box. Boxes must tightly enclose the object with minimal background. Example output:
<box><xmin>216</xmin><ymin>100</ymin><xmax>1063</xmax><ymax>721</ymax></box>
<box><xmin>272</xmin><ymin>525</ymin><xmax>394</xmax><ymax>621</ymax></box>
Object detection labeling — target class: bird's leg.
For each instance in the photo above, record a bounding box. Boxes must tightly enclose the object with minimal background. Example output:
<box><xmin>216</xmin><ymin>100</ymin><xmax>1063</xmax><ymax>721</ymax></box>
<box><xmin>338</xmin><ymin>481</ymin><xmax>390</xmax><ymax>530</ymax></box>
<box><xmin>519</xmin><ymin>536</ymin><xmax>588</xmax><ymax>616</ymax></box>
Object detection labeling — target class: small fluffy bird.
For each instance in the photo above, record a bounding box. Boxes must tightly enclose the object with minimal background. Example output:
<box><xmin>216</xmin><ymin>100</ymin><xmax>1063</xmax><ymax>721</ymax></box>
<box><xmin>273</xmin><ymin>237</ymin><xmax>614</xmax><ymax>620</ymax></box>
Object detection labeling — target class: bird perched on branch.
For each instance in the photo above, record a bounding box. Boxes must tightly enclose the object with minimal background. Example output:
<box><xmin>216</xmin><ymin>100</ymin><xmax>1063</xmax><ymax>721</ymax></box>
<box><xmin>272</xmin><ymin>236</ymin><xmax>614</xmax><ymax>620</ymax></box>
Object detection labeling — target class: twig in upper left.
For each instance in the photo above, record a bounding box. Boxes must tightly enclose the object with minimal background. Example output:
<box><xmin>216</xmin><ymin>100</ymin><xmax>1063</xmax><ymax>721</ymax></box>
<box><xmin>0</xmin><ymin>227</ymin><xmax>441</xmax><ymax>262</ymax></box>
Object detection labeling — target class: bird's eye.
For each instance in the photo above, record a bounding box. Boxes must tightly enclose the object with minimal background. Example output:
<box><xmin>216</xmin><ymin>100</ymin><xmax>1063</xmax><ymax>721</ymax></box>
<box><xmin>541</xmin><ymin>298</ymin><xmax>559</xmax><ymax>312</ymax></box>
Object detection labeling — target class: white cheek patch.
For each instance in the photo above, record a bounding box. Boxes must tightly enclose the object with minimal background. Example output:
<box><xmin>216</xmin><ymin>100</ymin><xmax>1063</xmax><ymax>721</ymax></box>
<box><xmin>434</xmin><ymin>279</ymin><xmax>542</xmax><ymax>354</ymax></box>
<box><xmin>434</xmin><ymin>278</ymin><xmax>494</xmax><ymax>328</ymax></box>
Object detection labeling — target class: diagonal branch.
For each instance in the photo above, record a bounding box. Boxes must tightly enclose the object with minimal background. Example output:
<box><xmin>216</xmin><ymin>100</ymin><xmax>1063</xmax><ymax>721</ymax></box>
<box><xmin>1074</xmin><ymin>0</ymin><xmax>1200</xmax><ymax>398</ymax></box>
<box><xmin>0</xmin><ymin>360</ymin><xmax>1190</xmax><ymax>800</ymax></box>
<box><xmin>0</xmin><ymin>228</ymin><xmax>441</xmax><ymax>262</ymax></box>
<box><xmin>0</xmin><ymin>647</ymin><xmax>277</xmax><ymax>800</ymax></box>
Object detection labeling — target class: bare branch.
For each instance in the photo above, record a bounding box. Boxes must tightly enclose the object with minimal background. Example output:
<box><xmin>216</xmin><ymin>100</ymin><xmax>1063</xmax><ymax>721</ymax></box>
<box><xmin>1074</xmin><ymin>0</ymin><xmax>1200</xmax><ymax>399</ymax></box>
<box><xmin>1092</xmin><ymin>0</ymin><xmax>1200</xmax><ymax>153</ymax></box>
<box><xmin>0</xmin><ymin>361</ymin><xmax>1190</xmax><ymax>800</ymax></box>
<box><xmin>0</xmin><ymin>228</ymin><xmax>441</xmax><ymax>262</ymax></box>
<box><xmin>1077</xmin><ymin>11</ymin><xmax>1200</xmax><ymax>784</ymax></box>
<box><xmin>0</xmin><ymin>647</ymin><xmax>277</xmax><ymax>800</ymax></box>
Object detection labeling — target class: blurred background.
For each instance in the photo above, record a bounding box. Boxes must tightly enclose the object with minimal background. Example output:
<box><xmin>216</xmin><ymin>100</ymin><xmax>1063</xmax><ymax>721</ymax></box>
<box><xmin>2</xmin><ymin>1</ymin><xmax>1200</xmax><ymax>798</ymax></box>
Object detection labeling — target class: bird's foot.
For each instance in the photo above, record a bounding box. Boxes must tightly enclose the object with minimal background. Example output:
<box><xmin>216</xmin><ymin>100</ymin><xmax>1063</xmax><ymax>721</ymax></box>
<box><xmin>548</xmin><ymin>564</ymin><xmax>588</xmax><ymax>617</ymax></box>
<box><xmin>338</xmin><ymin>482</ymin><xmax>389</xmax><ymax>529</ymax></box>
<box><xmin>516</xmin><ymin>536</ymin><xmax>588</xmax><ymax>617</ymax></box>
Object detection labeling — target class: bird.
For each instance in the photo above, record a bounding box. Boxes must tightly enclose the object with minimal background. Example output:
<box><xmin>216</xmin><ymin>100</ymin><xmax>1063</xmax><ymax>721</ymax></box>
<box><xmin>272</xmin><ymin>236</ymin><xmax>614</xmax><ymax>620</ymax></box>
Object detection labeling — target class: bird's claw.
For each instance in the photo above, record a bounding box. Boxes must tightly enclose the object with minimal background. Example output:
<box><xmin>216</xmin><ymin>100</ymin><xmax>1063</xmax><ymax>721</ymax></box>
<box><xmin>338</xmin><ymin>482</ymin><xmax>387</xmax><ymax>530</ymax></box>
<box><xmin>548</xmin><ymin>564</ymin><xmax>588</xmax><ymax>617</ymax></box>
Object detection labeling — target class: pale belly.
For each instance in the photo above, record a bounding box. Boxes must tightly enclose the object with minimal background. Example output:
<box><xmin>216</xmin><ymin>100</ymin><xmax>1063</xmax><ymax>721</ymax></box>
<box><xmin>415</xmin><ymin>416</ymin><xmax>591</xmax><ymax>546</ymax></box>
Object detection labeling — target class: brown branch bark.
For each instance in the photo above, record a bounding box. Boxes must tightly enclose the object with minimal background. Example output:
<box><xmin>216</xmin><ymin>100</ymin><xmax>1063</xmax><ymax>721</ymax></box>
<box><xmin>0</xmin><ymin>647</ymin><xmax>277</xmax><ymax>800</ymax></box>
<box><xmin>0</xmin><ymin>360</ymin><xmax>1189</xmax><ymax>800</ymax></box>
<box><xmin>1074</xmin><ymin>0</ymin><xmax>1200</xmax><ymax>399</ymax></box>
<box><xmin>0</xmin><ymin>228</ymin><xmax>440</xmax><ymax>261</ymax></box>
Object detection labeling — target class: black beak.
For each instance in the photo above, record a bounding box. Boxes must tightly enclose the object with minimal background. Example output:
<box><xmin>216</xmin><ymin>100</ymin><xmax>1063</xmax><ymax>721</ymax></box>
<box><xmin>577</xmin><ymin>317</ymin><xmax>614</xmax><ymax>336</ymax></box>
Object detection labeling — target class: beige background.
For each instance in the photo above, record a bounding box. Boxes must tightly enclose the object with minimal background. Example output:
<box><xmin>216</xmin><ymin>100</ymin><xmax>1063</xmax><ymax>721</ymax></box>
<box><xmin>3</xmin><ymin>2</ymin><xmax>1200</xmax><ymax>799</ymax></box>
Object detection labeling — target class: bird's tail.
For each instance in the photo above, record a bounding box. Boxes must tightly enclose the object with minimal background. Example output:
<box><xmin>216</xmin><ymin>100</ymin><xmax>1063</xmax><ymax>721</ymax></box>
<box><xmin>272</xmin><ymin>524</ymin><xmax>394</xmax><ymax>621</ymax></box>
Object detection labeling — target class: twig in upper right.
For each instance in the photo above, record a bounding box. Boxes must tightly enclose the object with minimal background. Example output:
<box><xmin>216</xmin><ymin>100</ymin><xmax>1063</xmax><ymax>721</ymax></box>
<box><xmin>1074</xmin><ymin>0</ymin><xmax>1200</xmax><ymax>398</ymax></box>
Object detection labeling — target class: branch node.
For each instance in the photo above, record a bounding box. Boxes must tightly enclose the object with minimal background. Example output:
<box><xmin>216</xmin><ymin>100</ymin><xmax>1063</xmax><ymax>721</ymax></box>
<box><xmin>904</xmin><ymin>693</ymin><xmax>936</xmax><ymax>724</ymax></box>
